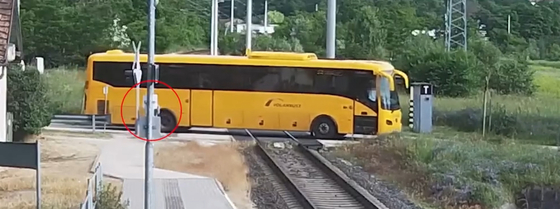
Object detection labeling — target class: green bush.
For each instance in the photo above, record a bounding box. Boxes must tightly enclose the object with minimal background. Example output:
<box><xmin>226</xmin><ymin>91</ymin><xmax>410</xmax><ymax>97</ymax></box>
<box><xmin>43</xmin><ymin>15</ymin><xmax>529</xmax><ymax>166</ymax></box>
<box><xmin>400</xmin><ymin>49</ymin><xmax>483</xmax><ymax>97</ymax></box>
<box><xmin>7</xmin><ymin>65</ymin><xmax>53</xmax><ymax>140</ymax></box>
<box><xmin>490</xmin><ymin>59</ymin><xmax>536</xmax><ymax>95</ymax></box>
<box><xmin>396</xmin><ymin>36</ymin><xmax>484</xmax><ymax>97</ymax></box>
<box><xmin>96</xmin><ymin>184</ymin><xmax>128</xmax><ymax>209</ymax></box>
<box><xmin>397</xmin><ymin>37</ymin><xmax>536</xmax><ymax>97</ymax></box>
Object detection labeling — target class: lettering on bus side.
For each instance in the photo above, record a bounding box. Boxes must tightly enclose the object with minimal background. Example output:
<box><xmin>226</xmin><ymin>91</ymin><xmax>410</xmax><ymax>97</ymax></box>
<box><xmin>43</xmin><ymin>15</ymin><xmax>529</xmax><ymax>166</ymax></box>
<box><xmin>265</xmin><ymin>98</ymin><xmax>301</xmax><ymax>108</ymax></box>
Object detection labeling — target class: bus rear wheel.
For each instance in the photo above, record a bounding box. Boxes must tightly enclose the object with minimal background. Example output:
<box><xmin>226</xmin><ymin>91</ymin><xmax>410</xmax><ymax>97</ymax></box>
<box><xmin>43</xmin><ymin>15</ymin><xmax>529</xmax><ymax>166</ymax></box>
<box><xmin>159</xmin><ymin>110</ymin><xmax>176</xmax><ymax>133</ymax></box>
<box><xmin>310</xmin><ymin>116</ymin><xmax>339</xmax><ymax>139</ymax></box>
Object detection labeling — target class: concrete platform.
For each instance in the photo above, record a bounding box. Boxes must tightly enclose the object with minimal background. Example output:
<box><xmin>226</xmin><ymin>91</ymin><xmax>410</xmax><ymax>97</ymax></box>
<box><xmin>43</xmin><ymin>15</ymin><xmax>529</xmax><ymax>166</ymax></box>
<box><xmin>122</xmin><ymin>178</ymin><xmax>236</xmax><ymax>209</ymax></box>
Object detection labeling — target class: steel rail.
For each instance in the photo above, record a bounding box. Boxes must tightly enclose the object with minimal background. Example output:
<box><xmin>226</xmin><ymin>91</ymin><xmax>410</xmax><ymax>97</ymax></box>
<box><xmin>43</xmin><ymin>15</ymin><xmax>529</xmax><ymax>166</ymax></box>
<box><xmin>249</xmin><ymin>129</ymin><xmax>387</xmax><ymax>209</ymax></box>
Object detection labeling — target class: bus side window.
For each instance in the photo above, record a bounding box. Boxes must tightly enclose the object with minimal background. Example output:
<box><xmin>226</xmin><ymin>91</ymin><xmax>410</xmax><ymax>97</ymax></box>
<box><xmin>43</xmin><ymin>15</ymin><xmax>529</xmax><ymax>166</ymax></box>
<box><xmin>314</xmin><ymin>74</ymin><xmax>333</xmax><ymax>93</ymax></box>
<box><xmin>158</xmin><ymin>63</ymin><xmax>199</xmax><ymax>89</ymax></box>
<box><xmin>197</xmin><ymin>72</ymin><xmax>212</xmax><ymax>88</ymax></box>
<box><xmin>289</xmin><ymin>68</ymin><xmax>313</xmax><ymax>92</ymax></box>
<box><xmin>350</xmin><ymin>72</ymin><xmax>375</xmax><ymax>102</ymax></box>
<box><xmin>252</xmin><ymin>67</ymin><xmax>281</xmax><ymax>91</ymax></box>
<box><xmin>313</xmin><ymin>69</ymin><xmax>348</xmax><ymax>96</ymax></box>
<box><xmin>332</xmin><ymin>72</ymin><xmax>349</xmax><ymax>96</ymax></box>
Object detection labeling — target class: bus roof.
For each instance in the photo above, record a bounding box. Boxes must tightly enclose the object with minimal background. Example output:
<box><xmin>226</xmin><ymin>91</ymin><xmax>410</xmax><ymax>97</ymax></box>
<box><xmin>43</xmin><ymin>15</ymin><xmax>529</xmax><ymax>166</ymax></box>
<box><xmin>337</xmin><ymin>60</ymin><xmax>395</xmax><ymax>73</ymax></box>
<box><xmin>89</xmin><ymin>49</ymin><xmax>391</xmax><ymax>74</ymax></box>
<box><xmin>359</xmin><ymin>60</ymin><xmax>395</xmax><ymax>74</ymax></box>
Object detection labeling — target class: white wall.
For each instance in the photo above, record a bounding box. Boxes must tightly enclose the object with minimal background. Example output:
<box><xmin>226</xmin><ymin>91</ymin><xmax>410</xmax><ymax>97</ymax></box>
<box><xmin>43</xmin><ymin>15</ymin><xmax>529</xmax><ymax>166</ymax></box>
<box><xmin>0</xmin><ymin>66</ymin><xmax>6</xmax><ymax>142</ymax></box>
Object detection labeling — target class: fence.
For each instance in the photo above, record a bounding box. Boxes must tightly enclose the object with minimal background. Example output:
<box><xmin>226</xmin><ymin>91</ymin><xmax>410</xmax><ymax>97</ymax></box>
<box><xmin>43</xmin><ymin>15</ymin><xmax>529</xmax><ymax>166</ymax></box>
<box><xmin>50</xmin><ymin>114</ymin><xmax>110</xmax><ymax>133</ymax></box>
<box><xmin>80</xmin><ymin>162</ymin><xmax>103</xmax><ymax>209</ymax></box>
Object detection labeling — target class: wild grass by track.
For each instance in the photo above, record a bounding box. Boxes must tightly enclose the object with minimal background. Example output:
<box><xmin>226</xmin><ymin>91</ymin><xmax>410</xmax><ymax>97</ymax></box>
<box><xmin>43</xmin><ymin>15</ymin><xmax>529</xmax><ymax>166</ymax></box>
<box><xmin>332</xmin><ymin>130</ymin><xmax>560</xmax><ymax>209</ymax></box>
<box><xmin>397</xmin><ymin>60</ymin><xmax>560</xmax><ymax>145</ymax></box>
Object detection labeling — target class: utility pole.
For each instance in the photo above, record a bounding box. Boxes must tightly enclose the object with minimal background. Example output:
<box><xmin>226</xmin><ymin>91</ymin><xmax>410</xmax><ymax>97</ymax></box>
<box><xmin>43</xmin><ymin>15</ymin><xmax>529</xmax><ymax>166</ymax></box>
<box><xmin>263</xmin><ymin>0</ymin><xmax>268</xmax><ymax>34</ymax></box>
<box><xmin>445</xmin><ymin>0</ymin><xmax>467</xmax><ymax>51</ymax></box>
<box><xmin>211</xmin><ymin>0</ymin><xmax>217</xmax><ymax>55</ymax></box>
<box><xmin>246</xmin><ymin>0</ymin><xmax>252</xmax><ymax>50</ymax></box>
<box><xmin>230</xmin><ymin>0</ymin><xmax>234</xmax><ymax>33</ymax></box>
<box><xmin>144</xmin><ymin>0</ymin><xmax>156</xmax><ymax>207</ymax></box>
<box><xmin>507</xmin><ymin>15</ymin><xmax>511</xmax><ymax>34</ymax></box>
<box><xmin>326</xmin><ymin>0</ymin><xmax>336</xmax><ymax>58</ymax></box>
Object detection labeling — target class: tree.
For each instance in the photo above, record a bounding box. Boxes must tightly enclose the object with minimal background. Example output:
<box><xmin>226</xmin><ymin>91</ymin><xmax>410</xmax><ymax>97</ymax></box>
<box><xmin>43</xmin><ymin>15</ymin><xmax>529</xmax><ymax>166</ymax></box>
<box><xmin>341</xmin><ymin>6</ymin><xmax>388</xmax><ymax>60</ymax></box>
<box><xmin>268</xmin><ymin>10</ymin><xmax>285</xmax><ymax>24</ymax></box>
<box><xmin>273</xmin><ymin>11</ymin><xmax>326</xmax><ymax>55</ymax></box>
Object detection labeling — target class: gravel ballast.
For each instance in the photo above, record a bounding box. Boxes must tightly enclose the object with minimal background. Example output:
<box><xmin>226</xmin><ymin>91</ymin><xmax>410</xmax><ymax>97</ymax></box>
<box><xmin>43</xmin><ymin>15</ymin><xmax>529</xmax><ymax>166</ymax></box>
<box><xmin>241</xmin><ymin>146</ymin><xmax>291</xmax><ymax>209</ymax></box>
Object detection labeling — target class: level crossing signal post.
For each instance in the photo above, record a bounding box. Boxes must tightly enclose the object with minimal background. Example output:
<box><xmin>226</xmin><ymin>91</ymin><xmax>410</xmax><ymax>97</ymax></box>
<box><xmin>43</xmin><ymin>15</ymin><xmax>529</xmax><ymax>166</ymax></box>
<box><xmin>123</xmin><ymin>21</ymin><xmax>162</xmax><ymax>209</ymax></box>
<box><xmin>132</xmin><ymin>42</ymin><xmax>142</xmax><ymax>127</ymax></box>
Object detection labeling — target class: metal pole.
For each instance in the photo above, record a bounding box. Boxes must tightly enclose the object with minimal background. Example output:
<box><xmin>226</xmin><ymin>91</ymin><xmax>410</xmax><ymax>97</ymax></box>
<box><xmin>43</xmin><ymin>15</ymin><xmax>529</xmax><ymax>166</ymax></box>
<box><xmin>263</xmin><ymin>0</ymin><xmax>268</xmax><ymax>33</ymax></box>
<box><xmin>104</xmin><ymin>86</ymin><xmax>108</xmax><ymax>132</ymax></box>
<box><xmin>214</xmin><ymin>0</ymin><xmax>220</xmax><ymax>55</ymax></box>
<box><xmin>210</xmin><ymin>0</ymin><xmax>216</xmax><ymax>55</ymax></box>
<box><xmin>136</xmin><ymin>82</ymin><xmax>140</xmax><ymax>119</ymax></box>
<box><xmin>230</xmin><ymin>0</ymin><xmax>234</xmax><ymax>33</ymax></box>
<box><xmin>245</xmin><ymin>0</ymin><xmax>252</xmax><ymax>50</ymax></box>
<box><xmin>144</xmin><ymin>0</ymin><xmax>156</xmax><ymax>207</ymax></box>
<box><xmin>91</xmin><ymin>115</ymin><xmax>96</xmax><ymax>133</ymax></box>
<box><xmin>507</xmin><ymin>15</ymin><xmax>511</xmax><ymax>34</ymax></box>
<box><xmin>36</xmin><ymin>141</ymin><xmax>41</xmax><ymax>209</ymax></box>
<box><xmin>326</xmin><ymin>0</ymin><xmax>336</xmax><ymax>58</ymax></box>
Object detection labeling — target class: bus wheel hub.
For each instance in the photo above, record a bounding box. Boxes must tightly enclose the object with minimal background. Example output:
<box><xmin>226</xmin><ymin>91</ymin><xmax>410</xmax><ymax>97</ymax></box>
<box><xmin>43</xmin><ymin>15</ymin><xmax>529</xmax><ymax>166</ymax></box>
<box><xmin>319</xmin><ymin>123</ymin><xmax>330</xmax><ymax>134</ymax></box>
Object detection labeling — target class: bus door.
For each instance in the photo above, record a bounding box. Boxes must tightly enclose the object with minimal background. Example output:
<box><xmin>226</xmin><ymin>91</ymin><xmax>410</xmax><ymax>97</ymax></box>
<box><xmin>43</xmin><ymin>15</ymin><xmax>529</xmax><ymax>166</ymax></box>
<box><xmin>189</xmin><ymin>72</ymin><xmax>213</xmax><ymax>127</ymax></box>
<box><xmin>351</xmin><ymin>72</ymin><xmax>378</xmax><ymax>135</ymax></box>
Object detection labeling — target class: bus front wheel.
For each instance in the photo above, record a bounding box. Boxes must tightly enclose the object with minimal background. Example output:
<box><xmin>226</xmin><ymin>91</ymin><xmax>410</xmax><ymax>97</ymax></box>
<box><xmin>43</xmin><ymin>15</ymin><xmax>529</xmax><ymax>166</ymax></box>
<box><xmin>160</xmin><ymin>110</ymin><xmax>177</xmax><ymax>133</ymax></box>
<box><xmin>310</xmin><ymin>116</ymin><xmax>339</xmax><ymax>139</ymax></box>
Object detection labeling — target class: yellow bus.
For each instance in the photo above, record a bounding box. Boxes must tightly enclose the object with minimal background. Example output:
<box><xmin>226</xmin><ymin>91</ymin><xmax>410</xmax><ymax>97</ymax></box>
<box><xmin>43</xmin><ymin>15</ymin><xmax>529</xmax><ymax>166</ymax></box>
<box><xmin>83</xmin><ymin>49</ymin><xmax>406</xmax><ymax>138</ymax></box>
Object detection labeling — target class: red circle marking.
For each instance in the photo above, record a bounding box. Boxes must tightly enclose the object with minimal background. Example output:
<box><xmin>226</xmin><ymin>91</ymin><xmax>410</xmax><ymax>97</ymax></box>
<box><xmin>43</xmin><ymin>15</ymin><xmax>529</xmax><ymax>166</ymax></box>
<box><xmin>120</xmin><ymin>80</ymin><xmax>183</xmax><ymax>142</ymax></box>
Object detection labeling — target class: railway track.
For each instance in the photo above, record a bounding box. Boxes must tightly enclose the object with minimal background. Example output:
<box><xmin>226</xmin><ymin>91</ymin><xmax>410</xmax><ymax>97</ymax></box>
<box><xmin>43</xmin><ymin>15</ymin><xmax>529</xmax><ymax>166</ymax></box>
<box><xmin>247</xmin><ymin>130</ymin><xmax>387</xmax><ymax>209</ymax></box>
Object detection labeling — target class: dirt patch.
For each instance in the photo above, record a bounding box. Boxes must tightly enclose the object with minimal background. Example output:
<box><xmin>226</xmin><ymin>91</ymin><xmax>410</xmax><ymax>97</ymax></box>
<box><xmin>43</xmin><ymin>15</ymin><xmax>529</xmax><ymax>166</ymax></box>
<box><xmin>334</xmin><ymin>138</ymin><xmax>428</xmax><ymax>192</ymax></box>
<box><xmin>0</xmin><ymin>133</ymin><xmax>114</xmax><ymax>209</ymax></box>
<box><xmin>41</xmin><ymin>130</ymin><xmax>111</xmax><ymax>139</ymax></box>
<box><xmin>155</xmin><ymin>141</ymin><xmax>252</xmax><ymax>209</ymax></box>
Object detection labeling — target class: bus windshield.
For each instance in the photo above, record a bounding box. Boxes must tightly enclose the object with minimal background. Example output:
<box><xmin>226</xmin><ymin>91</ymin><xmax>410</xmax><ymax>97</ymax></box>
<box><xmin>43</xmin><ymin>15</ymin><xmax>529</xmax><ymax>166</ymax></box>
<box><xmin>379</xmin><ymin>76</ymin><xmax>400</xmax><ymax>110</ymax></box>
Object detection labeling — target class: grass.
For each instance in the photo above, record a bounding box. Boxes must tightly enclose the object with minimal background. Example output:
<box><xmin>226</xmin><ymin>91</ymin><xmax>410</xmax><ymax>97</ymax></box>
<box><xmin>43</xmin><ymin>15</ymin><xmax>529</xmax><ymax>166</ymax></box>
<box><xmin>154</xmin><ymin>141</ymin><xmax>252</xmax><ymax>209</ymax></box>
<box><xmin>0</xmin><ymin>174</ymin><xmax>122</xmax><ymax>209</ymax></box>
<box><xmin>396</xmin><ymin>60</ymin><xmax>560</xmax><ymax>145</ymax></box>
<box><xmin>0</xmin><ymin>174</ymin><xmax>86</xmax><ymax>209</ymax></box>
<box><xmin>0</xmin><ymin>134</ymin><xmax>123</xmax><ymax>209</ymax></box>
<box><xmin>42</xmin><ymin>66</ymin><xmax>86</xmax><ymax>114</ymax></box>
<box><xmin>41</xmin><ymin>130</ymin><xmax>111</xmax><ymax>138</ymax></box>
<box><xmin>332</xmin><ymin>131</ymin><xmax>560</xmax><ymax>208</ymax></box>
